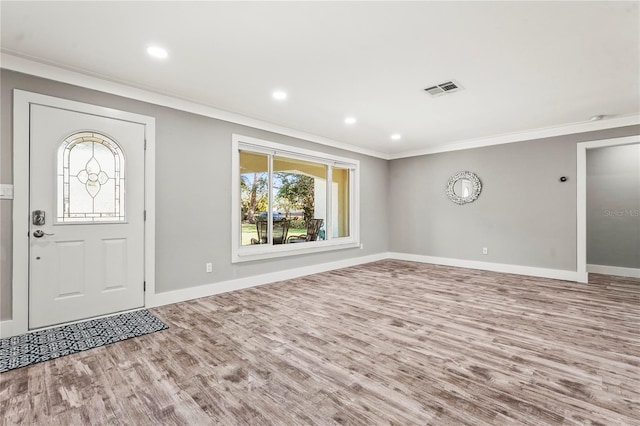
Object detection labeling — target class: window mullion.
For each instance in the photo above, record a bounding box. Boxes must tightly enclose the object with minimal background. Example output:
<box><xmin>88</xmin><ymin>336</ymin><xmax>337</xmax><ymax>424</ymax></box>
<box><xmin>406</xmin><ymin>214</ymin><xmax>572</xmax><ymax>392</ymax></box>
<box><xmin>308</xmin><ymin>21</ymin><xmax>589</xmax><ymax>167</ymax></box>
<box><xmin>325</xmin><ymin>166</ymin><xmax>333</xmax><ymax>241</ymax></box>
<box><xmin>350</xmin><ymin>169</ymin><xmax>355</xmax><ymax>240</ymax></box>
<box><xmin>267</xmin><ymin>153</ymin><xmax>273</xmax><ymax>245</ymax></box>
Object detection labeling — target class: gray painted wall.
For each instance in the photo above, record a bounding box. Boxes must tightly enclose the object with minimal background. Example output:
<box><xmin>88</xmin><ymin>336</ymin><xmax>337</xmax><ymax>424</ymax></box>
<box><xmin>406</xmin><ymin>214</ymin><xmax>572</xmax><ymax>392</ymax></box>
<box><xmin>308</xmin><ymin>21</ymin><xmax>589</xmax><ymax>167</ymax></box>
<box><xmin>388</xmin><ymin>126</ymin><xmax>640</xmax><ymax>271</ymax></box>
<box><xmin>587</xmin><ymin>144</ymin><xmax>640</xmax><ymax>268</ymax></box>
<box><xmin>0</xmin><ymin>69</ymin><xmax>390</xmax><ymax>320</ymax></box>
<box><xmin>2</xmin><ymin>68</ymin><xmax>638</xmax><ymax>323</ymax></box>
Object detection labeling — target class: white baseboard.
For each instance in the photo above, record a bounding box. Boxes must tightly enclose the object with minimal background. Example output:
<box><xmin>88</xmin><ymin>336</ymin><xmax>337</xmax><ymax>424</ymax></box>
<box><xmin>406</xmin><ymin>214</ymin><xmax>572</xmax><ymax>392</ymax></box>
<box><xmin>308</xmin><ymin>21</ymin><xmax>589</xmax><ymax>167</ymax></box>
<box><xmin>389</xmin><ymin>252</ymin><xmax>583</xmax><ymax>282</ymax></box>
<box><xmin>0</xmin><ymin>251</ymin><xmax>593</xmax><ymax>338</ymax></box>
<box><xmin>0</xmin><ymin>319</ymin><xmax>14</xmax><ymax>339</ymax></box>
<box><xmin>587</xmin><ymin>264</ymin><xmax>640</xmax><ymax>279</ymax></box>
<box><xmin>150</xmin><ymin>252</ymin><xmax>587</xmax><ymax>313</ymax></box>
<box><xmin>147</xmin><ymin>252</ymin><xmax>390</xmax><ymax>308</ymax></box>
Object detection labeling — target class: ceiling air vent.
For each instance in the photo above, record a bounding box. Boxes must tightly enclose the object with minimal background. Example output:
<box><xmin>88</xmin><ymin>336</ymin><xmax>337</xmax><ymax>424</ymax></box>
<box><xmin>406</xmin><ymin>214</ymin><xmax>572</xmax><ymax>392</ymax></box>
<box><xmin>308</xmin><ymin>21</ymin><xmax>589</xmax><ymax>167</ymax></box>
<box><xmin>424</xmin><ymin>80</ymin><xmax>463</xmax><ymax>97</ymax></box>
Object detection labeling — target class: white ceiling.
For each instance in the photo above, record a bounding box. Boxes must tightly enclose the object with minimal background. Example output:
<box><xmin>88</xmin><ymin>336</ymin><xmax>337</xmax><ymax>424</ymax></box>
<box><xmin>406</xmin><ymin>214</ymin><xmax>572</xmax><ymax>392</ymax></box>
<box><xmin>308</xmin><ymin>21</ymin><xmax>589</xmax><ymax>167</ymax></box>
<box><xmin>2</xmin><ymin>1</ymin><xmax>639</xmax><ymax>158</ymax></box>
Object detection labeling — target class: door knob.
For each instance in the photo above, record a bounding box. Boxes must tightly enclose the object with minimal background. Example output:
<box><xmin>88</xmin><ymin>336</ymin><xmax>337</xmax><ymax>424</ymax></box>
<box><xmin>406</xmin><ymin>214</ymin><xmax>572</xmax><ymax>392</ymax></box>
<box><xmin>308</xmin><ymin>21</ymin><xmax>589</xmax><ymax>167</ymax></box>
<box><xmin>32</xmin><ymin>230</ymin><xmax>54</xmax><ymax>238</ymax></box>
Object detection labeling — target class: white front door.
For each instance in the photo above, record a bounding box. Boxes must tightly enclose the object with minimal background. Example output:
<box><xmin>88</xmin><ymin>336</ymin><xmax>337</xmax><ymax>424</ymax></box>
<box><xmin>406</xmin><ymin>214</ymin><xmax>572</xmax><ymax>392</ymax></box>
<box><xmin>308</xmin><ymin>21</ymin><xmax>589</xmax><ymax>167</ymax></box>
<box><xmin>29</xmin><ymin>104</ymin><xmax>146</xmax><ymax>329</ymax></box>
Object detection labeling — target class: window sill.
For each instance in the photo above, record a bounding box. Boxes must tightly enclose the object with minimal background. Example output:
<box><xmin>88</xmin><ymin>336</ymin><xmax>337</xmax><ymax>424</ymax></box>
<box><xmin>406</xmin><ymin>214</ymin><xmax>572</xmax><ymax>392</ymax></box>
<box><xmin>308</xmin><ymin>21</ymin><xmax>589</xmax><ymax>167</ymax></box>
<box><xmin>232</xmin><ymin>238</ymin><xmax>360</xmax><ymax>263</ymax></box>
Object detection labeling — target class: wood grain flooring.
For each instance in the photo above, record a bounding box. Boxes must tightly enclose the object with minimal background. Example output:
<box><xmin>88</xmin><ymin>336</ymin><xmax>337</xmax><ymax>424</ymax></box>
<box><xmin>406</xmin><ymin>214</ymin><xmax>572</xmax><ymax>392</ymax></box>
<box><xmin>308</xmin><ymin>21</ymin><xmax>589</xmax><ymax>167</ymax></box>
<box><xmin>1</xmin><ymin>259</ymin><xmax>639</xmax><ymax>425</ymax></box>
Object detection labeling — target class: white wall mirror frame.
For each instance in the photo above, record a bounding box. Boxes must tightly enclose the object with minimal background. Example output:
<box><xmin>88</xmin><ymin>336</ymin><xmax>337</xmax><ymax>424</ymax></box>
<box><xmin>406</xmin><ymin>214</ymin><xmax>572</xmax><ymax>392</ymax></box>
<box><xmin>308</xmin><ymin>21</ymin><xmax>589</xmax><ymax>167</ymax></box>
<box><xmin>446</xmin><ymin>171</ymin><xmax>482</xmax><ymax>205</ymax></box>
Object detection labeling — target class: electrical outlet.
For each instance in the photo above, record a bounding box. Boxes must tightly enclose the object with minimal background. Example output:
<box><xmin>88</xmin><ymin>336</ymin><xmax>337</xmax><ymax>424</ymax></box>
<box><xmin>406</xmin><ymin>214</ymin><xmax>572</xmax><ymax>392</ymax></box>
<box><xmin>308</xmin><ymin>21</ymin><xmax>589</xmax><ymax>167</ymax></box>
<box><xmin>482</xmin><ymin>247</ymin><xmax>488</xmax><ymax>255</ymax></box>
<box><xmin>360</xmin><ymin>243</ymin><xmax>364</xmax><ymax>250</ymax></box>
<box><xmin>206</xmin><ymin>262</ymin><xmax>213</xmax><ymax>273</ymax></box>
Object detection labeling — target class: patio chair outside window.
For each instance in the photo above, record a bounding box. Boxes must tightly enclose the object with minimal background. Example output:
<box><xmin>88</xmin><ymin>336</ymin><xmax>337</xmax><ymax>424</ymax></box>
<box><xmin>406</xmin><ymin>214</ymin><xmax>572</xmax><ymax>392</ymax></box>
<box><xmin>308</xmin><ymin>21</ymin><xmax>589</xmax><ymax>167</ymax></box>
<box><xmin>251</xmin><ymin>219</ymin><xmax>290</xmax><ymax>245</ymax></box>
<box><xmin>288</xmin><ymin>219</ymin><xmax>324</xmax><ymax>243</ymax></box>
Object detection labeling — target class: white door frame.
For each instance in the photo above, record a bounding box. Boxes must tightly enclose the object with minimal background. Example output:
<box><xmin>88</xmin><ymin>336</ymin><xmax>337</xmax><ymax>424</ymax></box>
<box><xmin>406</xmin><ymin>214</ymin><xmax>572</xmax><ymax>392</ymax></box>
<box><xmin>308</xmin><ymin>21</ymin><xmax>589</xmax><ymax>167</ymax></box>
<box><xmin>576</xmin><ymin>134</ymin><xmax>640</xmax><ymax>283</ymax></box>
<box><xmin>8</xmin><ymin>90</ymin><xmax>156</xmax><ymax>337</ymax></box>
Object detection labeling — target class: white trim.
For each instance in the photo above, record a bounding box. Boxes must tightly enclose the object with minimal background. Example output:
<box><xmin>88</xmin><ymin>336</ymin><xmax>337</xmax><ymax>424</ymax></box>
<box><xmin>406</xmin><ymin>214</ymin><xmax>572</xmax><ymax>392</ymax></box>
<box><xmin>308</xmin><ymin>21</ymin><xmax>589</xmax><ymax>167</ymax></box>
<box><xmin>389</xmin><ymin>252</ymin><xmax>583</xmax><ymax>282</ymax></box>
<box><xmin>577</xmin><ymin>142</ymin><xmax>587</xmax><ymax>282</ymax></box>
<box><xmin>390</xmin><ymin>114</ymin><xmax>640</xmax><ymax>160</ymax></box>
<box><xmin>148</xmin><ymin>253</ymin><xmax>388</xmax><ymax>308</ymax></box>
<box><xmin>325</xmin><ymin>165</ymin><xmax>333</xmax><ymax>243</ymax></box>
<box><xmin>0</xmin><ymin>320</ymin><xmax>15</xmax><ymax>339</ymax></box>
<box><xmin>1</xmin><ymin>307</ymin><xmax>152</xmax><ymax>339</ymax></box>
<box><xmin>144</xmin><ymin>117</ymin><xmax>157</xmax><ymax>304</ymax></box>
<box><xmin>12</xmin><ymin>90</ymin><xmax>30</xmax><ymax>337</ymax></box>
<box><xmin>11</xmin><ymin>90</ymin><xmax>156</xmax><ymax>337</ymax></box>
<box><xmin>576</xmin><ymin>135</ymin><xmax>640</xmax><ymax>285</ymax></box>
<box><xmin>235</xmin><ymin>241</ymin><xmax>362</xmax><ymax>262</ymax></box>
<box><xmin>2</xmin><ymin>53</ymin><xmax>388</xmax><ymax>160</ymax></box>
<box><xmin>3</xmin><ymin>252</ymin><xmax>386</xmax><ymax>336</ymax></box>
<box><xmin>231</xmin><ymin>134</ymin><xmax>360</xmax><ymax>263</ymax></box>
<box><xmin>4</xmin><ymin>53</ymin><xmax>638</xmax><ymax>161</ymax></box>
<box><xmin>235</xmin><ymin>134</ymin><xmax>361</xmax><ymax>166</ymax></box>
<box><xmin>587</xmin><ymin>264</ymin><xmax>640</xmax><ymax>279</ymax></box>
<box><xmin>8</xmin><ymin>251</ymin><xmax>629</xmax><ymax>337</ymax></box>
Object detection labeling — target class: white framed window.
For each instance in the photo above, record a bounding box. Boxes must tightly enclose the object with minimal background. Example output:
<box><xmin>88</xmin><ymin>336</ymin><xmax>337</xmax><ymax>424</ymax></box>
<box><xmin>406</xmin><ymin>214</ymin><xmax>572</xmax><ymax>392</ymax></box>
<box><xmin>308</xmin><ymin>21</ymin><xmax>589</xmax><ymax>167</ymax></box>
<box><xmin>232</xmin><ymin>134</ymin><xmax>360</xmax><ymax>263</ymax></box>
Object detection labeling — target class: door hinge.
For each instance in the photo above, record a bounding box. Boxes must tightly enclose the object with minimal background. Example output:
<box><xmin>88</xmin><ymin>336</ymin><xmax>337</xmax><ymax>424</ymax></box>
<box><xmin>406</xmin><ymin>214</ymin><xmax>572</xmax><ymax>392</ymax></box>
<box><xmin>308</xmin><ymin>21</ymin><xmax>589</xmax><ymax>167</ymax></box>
<box><xmin>144</xmin><ymin>139</ymin><xmax>147</xmax><ymax>150</ymax></box>
<box><xmin>143</xmin><ymin>281</ymin><xmax>146</xmax><ymax>292</ymax></box>
<box><xmin>144</xmin><ymin>210</ymin><xmax>147</xmax><ymax>221</ymax></box>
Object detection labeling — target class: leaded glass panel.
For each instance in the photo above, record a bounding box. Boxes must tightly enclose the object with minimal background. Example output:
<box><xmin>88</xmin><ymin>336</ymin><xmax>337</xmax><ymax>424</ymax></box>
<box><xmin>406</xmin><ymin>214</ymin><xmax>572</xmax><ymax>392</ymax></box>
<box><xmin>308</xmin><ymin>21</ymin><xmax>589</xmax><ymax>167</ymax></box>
<box><xmin>57</xmin><ymin>132</ymin><xmax>126</xmax><ymax>222</ymax></box>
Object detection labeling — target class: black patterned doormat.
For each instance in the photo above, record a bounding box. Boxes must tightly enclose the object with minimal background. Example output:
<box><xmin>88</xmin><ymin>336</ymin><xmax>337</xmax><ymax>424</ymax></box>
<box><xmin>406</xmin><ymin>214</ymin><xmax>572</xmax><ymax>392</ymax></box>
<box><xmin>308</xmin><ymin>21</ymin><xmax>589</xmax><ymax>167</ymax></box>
<box><xmin>0</xmin><ymin>309</ymin><xmax>168</xmax><ymax>373</ymax></box>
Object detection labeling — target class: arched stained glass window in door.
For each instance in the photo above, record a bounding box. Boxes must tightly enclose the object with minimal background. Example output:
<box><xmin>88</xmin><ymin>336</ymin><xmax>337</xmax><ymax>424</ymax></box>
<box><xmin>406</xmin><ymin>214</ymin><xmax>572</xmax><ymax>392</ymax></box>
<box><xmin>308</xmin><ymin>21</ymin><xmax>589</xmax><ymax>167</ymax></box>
<box><xmin>57</xmin><ymin>131</ymin><xmax>126</xmax><ymax>222</ymax></box>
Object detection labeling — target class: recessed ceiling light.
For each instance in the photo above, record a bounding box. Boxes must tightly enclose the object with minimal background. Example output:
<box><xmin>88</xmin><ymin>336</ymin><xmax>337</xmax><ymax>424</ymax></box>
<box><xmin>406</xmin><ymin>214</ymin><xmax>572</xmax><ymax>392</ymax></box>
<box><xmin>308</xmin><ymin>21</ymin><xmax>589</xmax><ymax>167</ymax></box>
<box><xmin>590</xmin><ymin>114</ymin><xmax>605</xmax><ymax>121</ymax></box>
<box><xmin>272</xmin><ymin>91</ymin><xmax>288</xmax><ymax>100</ymax></box>
<box><xmin>391</xmin><ymin>134</ymin><xmax>402</xmax><ymax>141</ymax></box>
<box><xmin>147</xmin><ymin>46</ymin><xmax>168</xmax><ymax>59</ymax></box>
<box><xmin>344</xmin><ymin>117</ymin><xmax>357</xmax><ymax>125</ymax></box>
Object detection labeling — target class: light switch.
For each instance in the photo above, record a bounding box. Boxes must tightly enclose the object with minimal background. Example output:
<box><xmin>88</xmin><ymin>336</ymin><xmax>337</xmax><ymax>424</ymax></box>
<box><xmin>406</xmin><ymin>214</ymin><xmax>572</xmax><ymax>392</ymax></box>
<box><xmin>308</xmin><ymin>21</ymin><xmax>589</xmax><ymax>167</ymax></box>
<box><xmin>0</xmin><ymin>184</ymin><xmax>14</xmax><ymax>200</ymax></box>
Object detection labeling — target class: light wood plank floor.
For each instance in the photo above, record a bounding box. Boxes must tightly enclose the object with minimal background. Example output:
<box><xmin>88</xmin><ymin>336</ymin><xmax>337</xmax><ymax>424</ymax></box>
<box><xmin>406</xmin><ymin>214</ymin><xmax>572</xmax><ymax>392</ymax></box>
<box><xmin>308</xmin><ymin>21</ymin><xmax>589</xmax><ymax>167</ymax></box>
<box><xmin>1</xmin><ymin>260</ymin><xmax>639</xmax><ymax>425</ymax></box>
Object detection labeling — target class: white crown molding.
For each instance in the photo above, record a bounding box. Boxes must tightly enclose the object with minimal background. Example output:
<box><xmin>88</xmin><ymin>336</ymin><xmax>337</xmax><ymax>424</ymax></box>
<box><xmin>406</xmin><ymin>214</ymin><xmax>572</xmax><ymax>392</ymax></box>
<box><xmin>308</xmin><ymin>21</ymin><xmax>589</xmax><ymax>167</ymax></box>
<box><xmin>389</xmin><ymin>252</ymin><xmax>586</xmax><ymax>283</ymax></box>
<box><xmin>3</xmin><ymin>53</ymin><xmax>638</xmax><ymax>162</ymax></box>
<box><xmin>1</xmin><ymin>53</ymin><xmax>390</xmax><ymax>160</ymax></box>
<box><xmin>587</xmin><ymin>264</ymin><xmax>640</xmax><ymax>279</ymax></box>
<box><xmin>390</xmin><ymin>114</ymin><xmax>640</xmax><ymax>159</ymax></box>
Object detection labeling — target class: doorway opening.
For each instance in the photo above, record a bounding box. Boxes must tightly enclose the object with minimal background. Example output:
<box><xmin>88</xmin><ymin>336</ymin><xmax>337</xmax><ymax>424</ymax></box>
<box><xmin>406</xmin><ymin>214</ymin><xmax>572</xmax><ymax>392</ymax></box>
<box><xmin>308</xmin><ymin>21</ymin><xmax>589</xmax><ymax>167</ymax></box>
<box><xmin>577</xmin><ymin>135</ymin><xmax>640</xmax><ymax>283</ymax></box>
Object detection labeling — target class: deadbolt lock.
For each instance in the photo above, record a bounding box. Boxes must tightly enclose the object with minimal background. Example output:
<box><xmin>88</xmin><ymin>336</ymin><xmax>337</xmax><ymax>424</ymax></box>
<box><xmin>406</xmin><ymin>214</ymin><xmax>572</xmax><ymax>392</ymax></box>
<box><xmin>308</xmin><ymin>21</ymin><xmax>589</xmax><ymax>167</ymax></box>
<box><xmin>32</xmin><ymin>210</ymin><xmax>45</xmax><ymax>226</ymax></box>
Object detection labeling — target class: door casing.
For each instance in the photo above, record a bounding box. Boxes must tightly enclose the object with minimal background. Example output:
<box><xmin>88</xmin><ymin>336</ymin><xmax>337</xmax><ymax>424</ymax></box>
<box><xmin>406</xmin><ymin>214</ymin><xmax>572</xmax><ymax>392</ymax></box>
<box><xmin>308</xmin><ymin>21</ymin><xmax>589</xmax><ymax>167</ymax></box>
<box><xmin>8</xmin><ymin>90</ymin><xmax>156</xmax><ymax>337</ymax></box>
<box><xmin>576</xmin><ymin>134</ymin><xmax>640</xmax><ymax>283</ymax></box>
